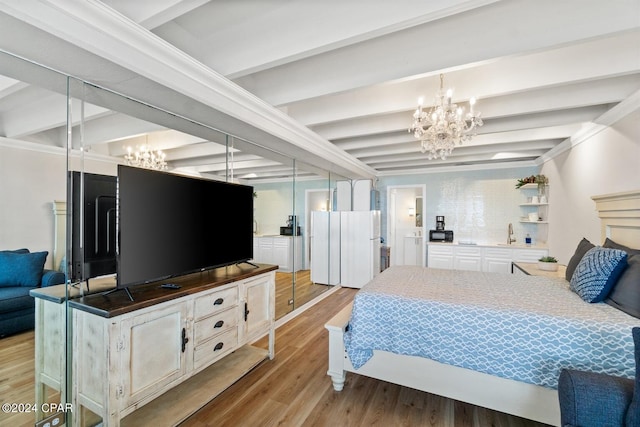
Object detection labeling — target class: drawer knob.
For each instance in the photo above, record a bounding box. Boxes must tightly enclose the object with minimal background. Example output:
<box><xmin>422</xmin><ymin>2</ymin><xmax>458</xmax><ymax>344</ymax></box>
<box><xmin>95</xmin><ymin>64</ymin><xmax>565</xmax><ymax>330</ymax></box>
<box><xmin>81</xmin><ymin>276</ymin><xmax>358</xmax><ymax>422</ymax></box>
<box><xmin>214</xmin><ymin>342</ymin><xmax>224</xmax><ymax>351</ymax></box>
<box><xmin>214</xmin><ymin>320</ymin><xmax>224</xmax><ymax>328</ymax></box>
<box><xmin>213</xmin><ymin>298</ymin><xmax>224</xmax><ymax>305</ymax></box>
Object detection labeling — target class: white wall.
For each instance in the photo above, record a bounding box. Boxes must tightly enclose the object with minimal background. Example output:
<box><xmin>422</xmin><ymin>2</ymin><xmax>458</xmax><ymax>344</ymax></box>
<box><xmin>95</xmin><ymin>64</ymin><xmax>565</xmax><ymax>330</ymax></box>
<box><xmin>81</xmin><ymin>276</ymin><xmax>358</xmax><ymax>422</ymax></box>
<box><xmin>541</xmin><ymin>110</ymin><xmax>640</xmax><ymax>263</ymax></box>
<box><xmin>0</xmin><ymin>140</ymin><xmax>120</xmax><ymax>269</ymax></box>
<box><xmin>0</xmin><ymin>143</ymin><xmax>66</xmax><ymax>268</ymax></box>
<box><xmin>253</xmin><ymin>187</ymin><xmax>293</xmax><ymax>236</ymax></box>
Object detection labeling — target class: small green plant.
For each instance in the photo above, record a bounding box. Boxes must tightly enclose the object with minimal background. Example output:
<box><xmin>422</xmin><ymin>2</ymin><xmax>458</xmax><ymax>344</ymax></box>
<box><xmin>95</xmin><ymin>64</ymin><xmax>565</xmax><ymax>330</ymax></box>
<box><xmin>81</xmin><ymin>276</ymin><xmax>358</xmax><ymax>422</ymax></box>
<box><xmin>515</xmin><ymin>174</ymin><xmax>548</xmax><ymax>189</ymax></box>
<box><xmin>539</xmin><ymin>256</ymin><xmax>557</xmax><ymax>263</ymax></box>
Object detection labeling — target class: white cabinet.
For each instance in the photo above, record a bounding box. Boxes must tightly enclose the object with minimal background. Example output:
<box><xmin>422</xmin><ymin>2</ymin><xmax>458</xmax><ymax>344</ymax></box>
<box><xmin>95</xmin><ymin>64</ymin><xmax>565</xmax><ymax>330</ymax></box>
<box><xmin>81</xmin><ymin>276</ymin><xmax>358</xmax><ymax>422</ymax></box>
<box><xmin>272</xmin><ymin>237</ymin><xmax>294</xmax><ymax>271</ymax></box>
<box><xmin>70</xmin><ymin>267</ymin><xmax>276</xmax><ymax>426</ymax></box>
<box><xmin>257</xmin><ymin>237</ymin><xmax>275</xmax><ymax>264</ymax></box>
<box><xmin>483</xmin><ymin>248</ymin><xmax>513</xmax><ymax>274</ymax></box>
<box><xmin>427</xmin><ymin>244</ymin><xmax>548</xmax><ymax>273</ymax></box>
<box><xmin>253</xmin><ymin>236</ymin><xmax>302</xmax><ymax>272</ymax></box>
<box><xmin>426</xmin><ymin>244</ymin><xmax>454</xmax><ymax>270</ymax></box>
<box><xmin>403</xmin><ymin>236</ymin><xmax>424</xmax><ymax>266</ymax></box>
<box><xmin>453</xmin><ymin>246</ymin><xmax>482</xmax><ymax>271</ymax></box>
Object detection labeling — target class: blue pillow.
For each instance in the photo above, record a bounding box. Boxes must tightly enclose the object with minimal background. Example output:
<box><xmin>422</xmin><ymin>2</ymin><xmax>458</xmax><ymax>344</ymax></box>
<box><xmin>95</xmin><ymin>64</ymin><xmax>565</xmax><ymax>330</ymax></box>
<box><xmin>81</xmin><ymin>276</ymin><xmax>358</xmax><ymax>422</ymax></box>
<box><xmin>0</xmin><ymin>251</ymin><xmax>48</xmax><ymax>287</ymax></box>
<box><xmin>570</xmin><ymin>247</ymin><xmax>628</xmax><ymax>303</ymax></box>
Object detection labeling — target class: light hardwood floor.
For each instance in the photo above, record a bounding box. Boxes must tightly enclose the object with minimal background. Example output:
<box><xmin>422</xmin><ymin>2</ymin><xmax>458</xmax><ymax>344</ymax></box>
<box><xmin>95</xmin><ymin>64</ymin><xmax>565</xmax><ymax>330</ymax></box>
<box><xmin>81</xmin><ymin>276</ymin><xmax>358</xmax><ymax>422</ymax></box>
<box><xmin>181</xmin><ymin>287</ymin><xmax>552</xmax><ymax>427</ymax></box>
<box><xmin>275</xmin><ymin>270</ymin><xmax>331</xmax><ymax>320</ymax></box>
<box><xmin>0</xmin><ymin>330</ymin><xmax>38</xmax><ymax>427</ymax></box>
<box><xmin>1</xmin><ymin>287</ymin><xmax>552</xmax><ymax>427</ymax></box>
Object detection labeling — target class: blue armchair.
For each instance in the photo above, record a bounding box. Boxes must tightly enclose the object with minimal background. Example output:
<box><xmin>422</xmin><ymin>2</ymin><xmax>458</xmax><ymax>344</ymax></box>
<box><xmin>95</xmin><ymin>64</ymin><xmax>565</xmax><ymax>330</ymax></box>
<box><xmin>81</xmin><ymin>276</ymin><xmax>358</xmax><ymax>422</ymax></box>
<box><xmin>559</xmin><ymin>327</ymin><xmax>640</xmax><ymax>427</ymax></box>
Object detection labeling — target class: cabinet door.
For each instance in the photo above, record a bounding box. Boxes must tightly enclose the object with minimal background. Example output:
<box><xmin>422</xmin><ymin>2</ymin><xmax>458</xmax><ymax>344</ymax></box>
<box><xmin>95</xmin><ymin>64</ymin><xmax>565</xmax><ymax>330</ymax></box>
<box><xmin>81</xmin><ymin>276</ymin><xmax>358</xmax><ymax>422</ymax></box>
<box><xmin>403</xmin><ymin>237</ymin><xmax>423</xmax><ymax>266</ymax></box>
<box><xmin>257</xmin><ymin>237</ymin><xmax>274</xmax><ymax>264</ymax></box>
<box><xmin>121</xmin><ymin>301</ymin><xmax>189</xmax><ymax>409</ymax></box>
<box><xmin>427</xmin><ymin>245</ymin><xmax>454</xmax><ymax>269</ymax></box>
<box><xmin>454</xmin><ymin>247</ymin><xmax>482</xmax><ymax>271</ymax></box>
<box><xmin>242</xmin><ymin>273</ymin><xmax>274</xmax><ymax>343</ymax></box>
<box><xmin>428</xmin><ymin>254</ymin><xmax>454</xmax><ymax>269</ymax></box>
<box><xmin>483</xmin><ymin>248</ymin><xmax>513</xmax><ymax>274</ymax></box>
<box><xmin>484</xmin><ymin>258</ymin><xmax>512</xmax><ymax>274</ymax></box>
<box><xmin>455</xmin><ymin>256</ymin><xmax>482</xmax><ymax>271</ymax></box>
<box><xmin>272</xmin><ymin>238</ymin><xmax>290</xmax><ymax>271</ymax></box>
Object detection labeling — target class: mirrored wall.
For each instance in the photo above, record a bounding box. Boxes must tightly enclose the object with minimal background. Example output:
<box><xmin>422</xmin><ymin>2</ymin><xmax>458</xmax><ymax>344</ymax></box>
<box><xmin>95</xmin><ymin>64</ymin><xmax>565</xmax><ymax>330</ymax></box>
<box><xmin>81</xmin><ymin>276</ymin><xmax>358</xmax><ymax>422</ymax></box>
<box><xmin>0</xmin><ymin>48</ymin><xmax>343</xmax><ymax>426</ymax></box>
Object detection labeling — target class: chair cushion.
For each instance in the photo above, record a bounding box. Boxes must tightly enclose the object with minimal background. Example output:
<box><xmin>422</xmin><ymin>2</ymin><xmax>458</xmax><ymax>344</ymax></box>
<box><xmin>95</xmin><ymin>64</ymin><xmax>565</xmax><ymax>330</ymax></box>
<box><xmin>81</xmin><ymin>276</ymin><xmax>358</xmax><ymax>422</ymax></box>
<box><xmin>0</xmin><ymin>251</ymin><xmax>48</xmax><ymax>287</ymax></box>
<box><xmin>41</xmin><ymin>269</ymin><xmax>65</xmax><ymax>287</ymax></box>
<box><xmin>626</xmin><ymin>327</ymin><xmax>640</xmax><ymax>426</ymax></box>
<box><xmin>604</xmin><ymin>239</ymin><xmax>640</xmax><ymax>319</ymax></box>
<box><xmin>559</xmin><ymin>369</ymin><xmax>633</xmax><ymax>427</ymax></box>
<box><xmin>570</xmin><ymin>247</ymin><xmax>627</xmax><ymax>303</ymax></box>
<box><xmin>0</xmin><ymin>286</ymin><xmax>35</xmax><ymax>313</ymax></box>
<box><xmin>565</xmin><ymin>238</ymin><xmax>595</xmax><ymax>281</ymax></box>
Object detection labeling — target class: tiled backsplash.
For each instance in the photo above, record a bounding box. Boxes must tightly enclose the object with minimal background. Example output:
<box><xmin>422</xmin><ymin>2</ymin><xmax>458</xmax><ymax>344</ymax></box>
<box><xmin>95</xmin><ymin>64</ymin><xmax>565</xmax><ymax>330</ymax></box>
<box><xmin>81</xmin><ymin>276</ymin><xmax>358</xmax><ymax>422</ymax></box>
<box><xmin>379</xmin><ymin>167</ymin><xmax>543</xmax><ymax>246</ymax></box>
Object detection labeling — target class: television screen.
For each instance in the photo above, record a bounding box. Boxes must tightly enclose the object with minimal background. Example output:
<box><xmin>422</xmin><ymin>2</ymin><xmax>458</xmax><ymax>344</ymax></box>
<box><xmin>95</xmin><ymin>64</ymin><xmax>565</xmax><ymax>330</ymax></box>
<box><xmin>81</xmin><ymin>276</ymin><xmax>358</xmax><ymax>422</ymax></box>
<box><xmin>70</xmin><ymin>171</ymin><xmax>117</xmax><ymax>281</ymax></box>
<box><xmin>117</xmin><ymin>165</ymin><xmax>254</xmax><ymax>289</ymax></box>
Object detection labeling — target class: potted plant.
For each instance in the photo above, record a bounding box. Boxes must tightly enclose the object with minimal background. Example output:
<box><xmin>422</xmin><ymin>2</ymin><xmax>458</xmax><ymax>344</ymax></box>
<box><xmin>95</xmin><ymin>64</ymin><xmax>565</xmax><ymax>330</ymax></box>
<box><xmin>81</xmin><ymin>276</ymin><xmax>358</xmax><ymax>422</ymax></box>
<box><xmin>538</xmin><ymin>256</ymin><xmax>558</xmax><ymax>271</ymax></box>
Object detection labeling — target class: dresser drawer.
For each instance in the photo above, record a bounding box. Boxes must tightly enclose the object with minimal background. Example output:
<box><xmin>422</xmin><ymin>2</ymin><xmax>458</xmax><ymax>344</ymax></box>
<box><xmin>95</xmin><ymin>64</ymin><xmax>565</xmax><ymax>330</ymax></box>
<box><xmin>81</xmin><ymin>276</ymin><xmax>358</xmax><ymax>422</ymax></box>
<box><xmin>193</xmin><ymin>328</ymin><xmax>238</xmax><ymax>370</ymax></box>
<box><xmin>194</xmin><ymin>287</ymin><xmax>238</xmax><ymax>320</ymax></box>
<box><xmin>193</xmin><ymin>307</ymin><xmax>238</xmax><ymax>345</ymax></box>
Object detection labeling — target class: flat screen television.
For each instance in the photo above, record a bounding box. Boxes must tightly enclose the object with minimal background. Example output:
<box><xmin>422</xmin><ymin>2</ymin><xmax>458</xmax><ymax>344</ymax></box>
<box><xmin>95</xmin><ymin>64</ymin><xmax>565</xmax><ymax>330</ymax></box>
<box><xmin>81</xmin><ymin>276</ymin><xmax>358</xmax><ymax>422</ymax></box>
<box><xmin>70</xmin><ymin>171</ymin><xmax>117</xmax><ymax>282</ymax></box>
<box><xmin>116</xmin><ymin>165</ymin><xmax>254</xmax><ymax>290</ymax></box>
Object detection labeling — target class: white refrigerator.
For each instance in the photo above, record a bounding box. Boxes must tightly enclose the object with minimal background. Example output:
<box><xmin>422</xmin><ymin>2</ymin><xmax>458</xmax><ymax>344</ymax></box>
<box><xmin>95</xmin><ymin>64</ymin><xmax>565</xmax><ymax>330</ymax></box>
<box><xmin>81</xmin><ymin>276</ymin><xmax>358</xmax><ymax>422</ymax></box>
<box><xmin>310</xmin><ymin>211</ymin><xmax>341</xmax><ymax>285</ymax></box>
<box><xmin>340</xmin><ymin>211</ymin><xmax>381</xmax><ymax>288</ymax></box>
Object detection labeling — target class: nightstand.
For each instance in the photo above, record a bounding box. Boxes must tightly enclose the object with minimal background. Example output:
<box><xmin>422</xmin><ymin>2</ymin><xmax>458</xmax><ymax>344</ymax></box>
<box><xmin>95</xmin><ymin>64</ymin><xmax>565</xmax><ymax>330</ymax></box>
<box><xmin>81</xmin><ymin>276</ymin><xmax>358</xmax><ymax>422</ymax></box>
<box><xmin>511</xmin><ymin>261</ymin><xmax>567</xmax><ymax>279</ymax></box>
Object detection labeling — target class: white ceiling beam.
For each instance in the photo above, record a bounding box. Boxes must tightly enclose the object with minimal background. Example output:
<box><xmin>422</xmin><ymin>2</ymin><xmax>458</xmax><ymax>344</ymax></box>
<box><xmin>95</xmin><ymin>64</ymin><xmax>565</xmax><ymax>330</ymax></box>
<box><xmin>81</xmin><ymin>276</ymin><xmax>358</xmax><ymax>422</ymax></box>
<box><xmin>150</xmin><ymin>0</ymin><xmax>498</xmax><ymax>78</ymax></box>
<box><xmin>100</xmin><ymin>0</ymin><xmax>211</xmax><ymax>29</ymax></box>
<box><xmin>339</xmin><ymin>124</ymin><xmax>583</xmax><ymax>155</ymax></box>
<box><xmin>232</xmin><ymin>1</ymin><xmax>639</xmax><ymax>106</ymax></box>
<box><xmin>0</xmin><ymin>76</ymin><xmax>26</xmax><ymax>98</ymax></box>
<box><xmin>286</xmin><ymin>34</ymin><xmax>640</xmax><ymax>127</ymax></box>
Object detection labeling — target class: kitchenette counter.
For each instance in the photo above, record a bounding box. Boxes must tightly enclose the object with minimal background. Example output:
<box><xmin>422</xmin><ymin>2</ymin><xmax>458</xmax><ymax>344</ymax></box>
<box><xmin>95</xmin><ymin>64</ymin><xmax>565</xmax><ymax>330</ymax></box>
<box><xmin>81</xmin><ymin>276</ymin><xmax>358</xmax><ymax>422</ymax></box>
<box><xmin>427</xmin><ymin>241</ymin><xmax>548</xmax><ymax>249</ymax></box>
<box><xmin>426</xmin><ymin>241</ymin><xmax>548</xmax><ymax>273</ymax></box>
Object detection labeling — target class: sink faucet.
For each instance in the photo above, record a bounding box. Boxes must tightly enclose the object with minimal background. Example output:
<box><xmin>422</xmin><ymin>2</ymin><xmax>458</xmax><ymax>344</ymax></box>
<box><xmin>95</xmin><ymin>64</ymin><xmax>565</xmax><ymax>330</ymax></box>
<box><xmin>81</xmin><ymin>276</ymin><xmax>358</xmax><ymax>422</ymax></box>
<box><xmin>508</xmin><ymin>223</ymin><xmax>516</xmax><ymax>245</ymax></box>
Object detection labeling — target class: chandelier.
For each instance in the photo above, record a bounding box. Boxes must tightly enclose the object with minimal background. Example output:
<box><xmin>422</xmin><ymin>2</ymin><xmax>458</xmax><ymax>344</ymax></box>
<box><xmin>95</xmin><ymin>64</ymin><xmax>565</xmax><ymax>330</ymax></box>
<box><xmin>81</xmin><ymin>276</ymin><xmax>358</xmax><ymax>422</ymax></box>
<box><xmin>409</xmin><ymin>74</ymin><xmax>483</xmax><ymax>160</ymax></box>
<box><xmin>124</xmin><ymin>145</ymin><xmax>168</xmax><ymax>170</ymax></box>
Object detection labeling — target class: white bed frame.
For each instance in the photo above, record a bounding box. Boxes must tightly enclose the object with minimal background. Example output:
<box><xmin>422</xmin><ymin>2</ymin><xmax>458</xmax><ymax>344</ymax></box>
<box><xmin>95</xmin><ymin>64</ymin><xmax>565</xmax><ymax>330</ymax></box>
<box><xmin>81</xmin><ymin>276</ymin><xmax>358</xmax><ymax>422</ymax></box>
<box><xmin>326</xmin><ymin>189</ymin><xmax>640</xmax><ymax>426</ymax></box>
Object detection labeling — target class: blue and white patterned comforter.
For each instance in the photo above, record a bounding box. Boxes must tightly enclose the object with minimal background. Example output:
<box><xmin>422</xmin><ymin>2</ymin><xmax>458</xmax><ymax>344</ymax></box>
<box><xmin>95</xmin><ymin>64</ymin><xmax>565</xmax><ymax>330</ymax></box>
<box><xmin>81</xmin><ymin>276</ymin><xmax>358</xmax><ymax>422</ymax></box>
<box><xmin>344</xmin><ymin>266</ymin><xmax>638</xmax><ymax>389</ymax></box>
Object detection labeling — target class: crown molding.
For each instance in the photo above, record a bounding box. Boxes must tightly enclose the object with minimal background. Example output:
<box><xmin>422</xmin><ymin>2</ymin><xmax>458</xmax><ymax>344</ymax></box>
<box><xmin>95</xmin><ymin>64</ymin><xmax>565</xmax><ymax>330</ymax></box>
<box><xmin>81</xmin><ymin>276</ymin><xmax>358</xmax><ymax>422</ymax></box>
<box><xmin>0</xmin><ymin>0</ymin><xmax>376</xmax><ymax>180</ymax></box>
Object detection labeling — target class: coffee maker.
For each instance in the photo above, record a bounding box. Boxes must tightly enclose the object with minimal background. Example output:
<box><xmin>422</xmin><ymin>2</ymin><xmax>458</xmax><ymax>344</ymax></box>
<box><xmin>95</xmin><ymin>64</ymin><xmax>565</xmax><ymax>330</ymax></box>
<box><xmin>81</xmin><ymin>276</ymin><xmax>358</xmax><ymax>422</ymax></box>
<box><xmin>435</xmin><ymin>216</ymin><xmax>445</xmax><ymax>231</ymax></box>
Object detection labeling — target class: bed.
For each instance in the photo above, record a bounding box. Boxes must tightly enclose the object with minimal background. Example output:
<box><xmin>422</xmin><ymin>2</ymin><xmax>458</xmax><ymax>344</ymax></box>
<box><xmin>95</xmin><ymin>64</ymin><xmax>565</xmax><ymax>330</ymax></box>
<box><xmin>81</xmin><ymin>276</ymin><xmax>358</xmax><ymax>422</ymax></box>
<box><xmin>325</xmin><ymin>189</ymin><xmax>640</xmax><ymax>426</ymax></box>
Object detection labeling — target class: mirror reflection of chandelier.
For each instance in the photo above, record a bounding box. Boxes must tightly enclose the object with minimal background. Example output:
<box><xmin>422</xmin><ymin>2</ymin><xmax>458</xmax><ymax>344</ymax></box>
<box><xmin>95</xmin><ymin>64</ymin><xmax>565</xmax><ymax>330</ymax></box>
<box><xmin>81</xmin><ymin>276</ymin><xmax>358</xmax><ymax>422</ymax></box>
<box><xmin>124</xmin><ymin>144</ymin><xmax>168</xmax><ymax>170</ymax></box>
<box><xmin>409</xmin><ymin>74</ymin><xmax>483</xmax><ymax>160</ymax></box>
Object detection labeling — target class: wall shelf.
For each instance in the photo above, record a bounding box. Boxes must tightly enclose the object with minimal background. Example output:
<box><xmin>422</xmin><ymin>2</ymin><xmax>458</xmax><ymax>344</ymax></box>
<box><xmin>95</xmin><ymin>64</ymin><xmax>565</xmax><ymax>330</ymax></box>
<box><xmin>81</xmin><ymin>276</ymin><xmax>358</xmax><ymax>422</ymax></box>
<box><xmin>518</xmin><ymin>183</ymin><xmax>546</xmax><ymax>190</ymax></box>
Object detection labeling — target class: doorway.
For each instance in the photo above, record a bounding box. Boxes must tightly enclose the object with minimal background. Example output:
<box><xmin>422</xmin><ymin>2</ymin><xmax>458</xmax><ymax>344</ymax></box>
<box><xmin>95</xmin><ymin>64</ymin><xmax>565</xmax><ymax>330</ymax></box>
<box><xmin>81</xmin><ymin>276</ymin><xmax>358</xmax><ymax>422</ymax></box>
<box><xmin>387</xmin><ymin>185</ymin><xmax>426</xmax><ymax>266</ymax></box>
